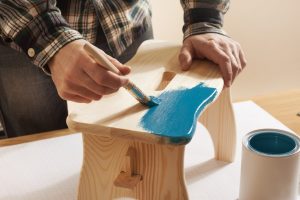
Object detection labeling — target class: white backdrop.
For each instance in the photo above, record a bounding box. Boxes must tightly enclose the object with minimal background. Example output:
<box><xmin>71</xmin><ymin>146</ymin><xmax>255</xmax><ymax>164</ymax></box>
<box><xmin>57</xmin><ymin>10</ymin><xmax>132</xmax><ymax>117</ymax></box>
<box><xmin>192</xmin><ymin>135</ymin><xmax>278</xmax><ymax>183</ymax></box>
<box><xmin>150</xmin><ymin>0</ymin><xmax>300</xmax><ymax>100</ymax></box>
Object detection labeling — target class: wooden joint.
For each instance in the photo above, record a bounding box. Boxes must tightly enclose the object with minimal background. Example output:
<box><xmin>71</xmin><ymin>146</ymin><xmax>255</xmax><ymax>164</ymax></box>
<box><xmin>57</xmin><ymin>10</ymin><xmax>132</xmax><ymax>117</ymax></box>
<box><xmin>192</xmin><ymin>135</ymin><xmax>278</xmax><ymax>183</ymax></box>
<box><xmin>114</xmin><ymin>147</ymin><xmax>142</xmax><ymax>189</ymax></box>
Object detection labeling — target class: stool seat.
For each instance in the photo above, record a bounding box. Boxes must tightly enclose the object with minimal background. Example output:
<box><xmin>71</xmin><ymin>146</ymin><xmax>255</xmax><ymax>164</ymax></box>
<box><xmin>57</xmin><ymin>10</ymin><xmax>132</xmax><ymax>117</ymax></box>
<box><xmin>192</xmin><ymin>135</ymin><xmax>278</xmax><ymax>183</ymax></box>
<box><xmin>68</xmin><ymin>40</ymin><xmax>223</xmax><ymax>145</ymax></box>
<box><xmin>67</xmin><ymin>40</ymin><xmax>236</xmax><ymax>200</ymax></box>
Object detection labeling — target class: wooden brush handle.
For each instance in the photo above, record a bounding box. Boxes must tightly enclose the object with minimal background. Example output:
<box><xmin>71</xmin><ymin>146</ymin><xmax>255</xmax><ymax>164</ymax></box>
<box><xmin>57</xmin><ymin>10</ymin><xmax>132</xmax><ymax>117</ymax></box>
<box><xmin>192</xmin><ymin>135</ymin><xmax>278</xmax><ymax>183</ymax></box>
<box><xmin>84</xmin><ymin>43</ymin><xmax>120</xmax><ymax>74</ymax></box>
<box><xmin>83</xmin><ymin>42</ymin><xmax>152</xmax><ymax>106</ymax></box>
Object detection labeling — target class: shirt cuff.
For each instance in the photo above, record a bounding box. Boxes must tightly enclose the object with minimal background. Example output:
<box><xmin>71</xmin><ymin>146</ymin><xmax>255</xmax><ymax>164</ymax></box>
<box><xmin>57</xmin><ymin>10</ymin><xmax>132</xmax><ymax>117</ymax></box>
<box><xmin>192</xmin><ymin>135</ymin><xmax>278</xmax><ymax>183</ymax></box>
<box><xmin>182</xmin><ymin>7</ymin><xmax>227</xmax><ymax>39</ymax></box>
<box><xmin>12</xmin><ymin>11</ymin><xmax>83</xmax><ymax>72</ymax></box>
<box><xmin>183</xmin><ymin>22</ymin><xmax>228</xmax><ymax>40</ymax></box>
<box><xmin>36</xmin><ymin>29</ymin><xmax>83</xmax><ymax>75</ymax></box>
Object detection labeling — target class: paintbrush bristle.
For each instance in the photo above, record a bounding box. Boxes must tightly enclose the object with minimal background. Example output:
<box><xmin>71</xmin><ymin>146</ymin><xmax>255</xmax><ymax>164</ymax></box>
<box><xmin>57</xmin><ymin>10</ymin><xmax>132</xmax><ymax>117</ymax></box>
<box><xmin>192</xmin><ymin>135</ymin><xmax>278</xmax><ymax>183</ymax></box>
<box><xmin>145</xmin><ymin>96</ymin><xmax>161</xmax><ymax>107</ymax></box>
<box><xmin>124</xmin><ymin>82</ymin><xmax>161</xmax><ymax>107</ymax></box>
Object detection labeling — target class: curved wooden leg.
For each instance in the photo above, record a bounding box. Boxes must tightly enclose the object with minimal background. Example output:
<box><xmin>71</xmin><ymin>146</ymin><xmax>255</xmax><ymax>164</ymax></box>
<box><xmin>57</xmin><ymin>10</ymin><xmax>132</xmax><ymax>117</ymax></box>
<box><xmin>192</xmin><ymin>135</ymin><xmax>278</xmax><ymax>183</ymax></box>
<box><xmin>199</xmin><ymin>88</ymin><xmax>236</xmax><ymax>162</ymax></box>
<box><xmin>78</xmin><ymin>133</ymin><xmax>188</xmax><ymax>200</ymax></box>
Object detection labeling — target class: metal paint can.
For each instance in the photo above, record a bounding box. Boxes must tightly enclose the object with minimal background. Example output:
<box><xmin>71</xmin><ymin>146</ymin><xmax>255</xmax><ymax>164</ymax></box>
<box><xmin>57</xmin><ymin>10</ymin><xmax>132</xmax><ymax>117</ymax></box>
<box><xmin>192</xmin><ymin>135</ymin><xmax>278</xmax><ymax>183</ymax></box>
<box><xmin>239</xmin><ymin>129</ymin><xmax>300</xmax><ymax>200</ymax></box>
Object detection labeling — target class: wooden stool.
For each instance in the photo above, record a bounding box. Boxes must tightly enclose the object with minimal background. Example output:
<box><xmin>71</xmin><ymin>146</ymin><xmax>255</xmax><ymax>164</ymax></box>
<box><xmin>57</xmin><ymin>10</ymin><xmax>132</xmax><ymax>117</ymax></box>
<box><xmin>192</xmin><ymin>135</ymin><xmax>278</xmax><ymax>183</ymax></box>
<box><xmin>67</xmin><ymin>41</ymin><xmax>236</xmax><ymax>200</ymax></box>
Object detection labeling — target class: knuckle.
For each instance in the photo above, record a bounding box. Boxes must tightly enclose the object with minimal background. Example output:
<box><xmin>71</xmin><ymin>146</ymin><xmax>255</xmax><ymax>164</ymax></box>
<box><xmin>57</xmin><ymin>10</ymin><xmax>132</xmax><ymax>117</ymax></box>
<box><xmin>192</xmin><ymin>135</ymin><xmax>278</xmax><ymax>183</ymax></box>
<box><xmin>207</xmin><ymin>40</ymin><xmax>218</xmax><ymax>49</ymax></box>
<box><xmin>221</xmin><ymin>56</ymin><xmax>231</xmax><ymax>65</ymax></box>
<box><xmin>232</xmin><ymin>61</ymin><xmax>239</xmax><ymax>69</ymax></box>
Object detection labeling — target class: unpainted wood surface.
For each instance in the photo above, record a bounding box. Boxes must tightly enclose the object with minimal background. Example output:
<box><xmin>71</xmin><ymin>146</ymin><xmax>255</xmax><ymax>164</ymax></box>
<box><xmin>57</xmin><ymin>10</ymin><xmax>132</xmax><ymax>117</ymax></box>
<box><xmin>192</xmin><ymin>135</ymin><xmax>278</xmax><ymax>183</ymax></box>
<box><xmin>252</xmin><ymin>89</ymin><xmax>300</xmax><ymax>135</ymax></box>
<box><xmin>199</xmin><ymin>88</ymin><xmax>236</xmax><ymax>162</ymax></box>
<box><xmin>67</xmin><ymin>40</ymin><xmax>224</xmax><ymax>144</ymax></box>
<box><xmin>78</xmin><ymin>133</ymin><xmax>188</xmax><ymax>200</ymax></box>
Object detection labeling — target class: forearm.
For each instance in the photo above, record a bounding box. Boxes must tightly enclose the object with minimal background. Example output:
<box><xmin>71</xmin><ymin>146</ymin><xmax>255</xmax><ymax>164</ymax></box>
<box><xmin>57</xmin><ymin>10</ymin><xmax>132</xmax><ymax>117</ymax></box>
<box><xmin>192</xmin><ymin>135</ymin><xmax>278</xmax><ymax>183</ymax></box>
<box><xmin>0</xmin><ymin>0</ymin><xmax>83</xmax><ymax>71</ymax></box>
<box><xmin>180</xmin><ymin>0</ymin><xmax>230</xmax><ymax>38</ymax></box>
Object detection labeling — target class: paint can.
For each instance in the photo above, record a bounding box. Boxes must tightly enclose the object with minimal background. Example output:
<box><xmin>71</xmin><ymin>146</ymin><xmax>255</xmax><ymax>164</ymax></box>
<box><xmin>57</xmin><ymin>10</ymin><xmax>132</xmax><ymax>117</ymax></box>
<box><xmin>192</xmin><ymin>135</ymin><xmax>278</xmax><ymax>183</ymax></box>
<box><xmin>239</xmin><ymin>129</ymin><xmax>300</xmax><ymax>200</ymax></box>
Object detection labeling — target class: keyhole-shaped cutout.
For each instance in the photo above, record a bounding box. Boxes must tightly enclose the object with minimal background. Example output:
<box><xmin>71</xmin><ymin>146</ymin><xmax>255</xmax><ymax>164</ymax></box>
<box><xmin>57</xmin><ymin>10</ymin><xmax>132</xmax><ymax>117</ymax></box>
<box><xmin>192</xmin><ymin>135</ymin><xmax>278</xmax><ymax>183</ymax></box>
<box><xmin>114</xmin><ymin>147</ymin><xmax>142</xmax><ymax>189</ymax></box>
<box><xmin>155</xmin><ymin>71</ymin><xmax>176</xmax><ymax>91</ymax></box>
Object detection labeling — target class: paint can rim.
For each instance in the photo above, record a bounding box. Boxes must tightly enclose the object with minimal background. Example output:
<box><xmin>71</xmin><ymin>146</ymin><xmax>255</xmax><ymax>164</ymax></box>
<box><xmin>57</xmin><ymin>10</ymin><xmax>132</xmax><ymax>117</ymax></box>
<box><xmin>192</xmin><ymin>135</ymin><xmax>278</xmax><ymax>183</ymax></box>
<box><xmin>243</xmin><ymin>128</ymin><xmax>300</xmax><ymax>157</ymax></box>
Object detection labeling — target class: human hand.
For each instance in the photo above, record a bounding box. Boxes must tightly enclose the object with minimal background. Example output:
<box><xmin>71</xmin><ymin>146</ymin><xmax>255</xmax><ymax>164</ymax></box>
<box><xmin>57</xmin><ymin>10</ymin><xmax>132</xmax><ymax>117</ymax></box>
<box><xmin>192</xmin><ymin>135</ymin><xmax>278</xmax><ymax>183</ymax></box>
<box><xmin>179</xmin><ymin>33</ymin><xmax>247</xmax><ymax>87</ymax></box>
<box><xmin>48</xmin><ymin>40</ymin><xmax>130</xmax><ymax>103</ymax></box>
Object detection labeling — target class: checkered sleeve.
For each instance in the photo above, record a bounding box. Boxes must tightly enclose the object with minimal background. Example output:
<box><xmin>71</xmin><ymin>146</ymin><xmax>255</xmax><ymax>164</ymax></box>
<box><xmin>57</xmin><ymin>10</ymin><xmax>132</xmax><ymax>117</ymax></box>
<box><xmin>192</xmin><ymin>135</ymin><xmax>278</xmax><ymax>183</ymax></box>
<box><xmin>180</xmin><ymin>0</ymin><xmax>230</xmax><ymax>39</ymax></box>
<box><xmin>0</xmin><ymin>0</ymin><xmax>83</xmax><ymax>71</ymax></box>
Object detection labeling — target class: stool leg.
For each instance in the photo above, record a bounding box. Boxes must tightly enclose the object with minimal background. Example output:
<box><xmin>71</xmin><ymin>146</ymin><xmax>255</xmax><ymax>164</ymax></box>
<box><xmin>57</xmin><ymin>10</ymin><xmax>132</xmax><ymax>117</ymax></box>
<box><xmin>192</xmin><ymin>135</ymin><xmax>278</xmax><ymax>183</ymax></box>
<box><xmin>199</xmin><ymin>88</ymin><xmax>236</xmax><ymax>162</ymax></box>
<box><xmin>78</xmin><ymin>133</ymin><xmax>188</xmax><ymax>200</ymax></box>
<box><xmin>132</xmin><ymin>142</ymin><xmax>188</xmax><ymax>200</ymax></box>
<box><xmin>77</xmin><ymin>133</ymin><xmax>131</xmax><ymax>200</ymax></box>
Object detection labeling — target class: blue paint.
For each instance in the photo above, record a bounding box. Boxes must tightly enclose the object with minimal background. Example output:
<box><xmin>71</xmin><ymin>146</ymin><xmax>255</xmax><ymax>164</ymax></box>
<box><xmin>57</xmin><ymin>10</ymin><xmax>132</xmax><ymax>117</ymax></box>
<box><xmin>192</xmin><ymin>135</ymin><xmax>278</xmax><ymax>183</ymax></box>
<box><xmin>145</xmin><ymin>96</ymin><xmax>161</xmax><ymax>107</ymax></box>
<box><xmin>128</xmin><ymin>83</ymin><xmax>160</xmax><ymax>107</ymax></box>
<box><xmin>248</xmin><ymin>131</ymin><xmax>299</xmax><ymax>156</ymax></box>
<box><xmin>139</xmin><ymin>83</ymin><xmax>217</xmax><ymax>144</ymax></box>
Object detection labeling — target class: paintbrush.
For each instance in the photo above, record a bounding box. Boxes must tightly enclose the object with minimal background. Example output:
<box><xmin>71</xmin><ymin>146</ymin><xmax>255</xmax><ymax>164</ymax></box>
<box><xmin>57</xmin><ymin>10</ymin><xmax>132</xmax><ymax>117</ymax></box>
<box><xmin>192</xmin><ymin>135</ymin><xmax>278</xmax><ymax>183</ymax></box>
<box><xmin>83</xmin><ymin>43</ymin><xmax>160</xmax><ymax>107</ymax></box>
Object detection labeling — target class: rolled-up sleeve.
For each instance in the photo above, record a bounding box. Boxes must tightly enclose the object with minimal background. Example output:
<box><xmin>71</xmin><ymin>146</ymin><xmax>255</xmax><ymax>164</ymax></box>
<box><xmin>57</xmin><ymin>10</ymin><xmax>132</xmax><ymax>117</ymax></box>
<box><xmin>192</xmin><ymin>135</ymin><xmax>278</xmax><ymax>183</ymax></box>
<box><xmin>180</xmin><ymin>0</ymin><xmax>230</xmax><ymax>39</ymax></box>
<box><xmin>0</xmin><ymin>0</ymin><xmax>83</xmax><ymax>71</ymax></box>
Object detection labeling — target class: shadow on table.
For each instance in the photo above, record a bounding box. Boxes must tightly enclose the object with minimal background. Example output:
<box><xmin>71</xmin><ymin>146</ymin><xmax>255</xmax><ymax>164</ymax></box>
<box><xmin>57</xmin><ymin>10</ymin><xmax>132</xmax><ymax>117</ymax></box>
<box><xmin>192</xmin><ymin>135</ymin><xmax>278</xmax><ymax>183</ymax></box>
<box><xmin>185</xmin><ymin>158</ymin><xmax>228</xmax><ymax>185</ymax></box>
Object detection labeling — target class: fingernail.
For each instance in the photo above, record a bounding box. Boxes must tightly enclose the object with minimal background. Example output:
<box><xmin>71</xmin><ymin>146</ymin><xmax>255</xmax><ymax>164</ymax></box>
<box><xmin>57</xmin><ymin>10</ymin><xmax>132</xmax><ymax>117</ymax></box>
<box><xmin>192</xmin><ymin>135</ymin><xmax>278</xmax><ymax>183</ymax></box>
<box><xmin>125</xmin><ymin>65</ymin><xmax>132</xmax><ymax>69</ymax></box>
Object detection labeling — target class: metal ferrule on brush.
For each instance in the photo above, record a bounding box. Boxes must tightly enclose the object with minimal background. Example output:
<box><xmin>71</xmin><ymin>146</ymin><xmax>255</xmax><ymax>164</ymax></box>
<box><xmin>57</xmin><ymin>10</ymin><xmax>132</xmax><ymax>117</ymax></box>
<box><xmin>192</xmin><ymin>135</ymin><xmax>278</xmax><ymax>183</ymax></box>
<box><xmin>124</xmin><ymin>81</ymin><xmax>151</xmax><ymax>105</ymax></box>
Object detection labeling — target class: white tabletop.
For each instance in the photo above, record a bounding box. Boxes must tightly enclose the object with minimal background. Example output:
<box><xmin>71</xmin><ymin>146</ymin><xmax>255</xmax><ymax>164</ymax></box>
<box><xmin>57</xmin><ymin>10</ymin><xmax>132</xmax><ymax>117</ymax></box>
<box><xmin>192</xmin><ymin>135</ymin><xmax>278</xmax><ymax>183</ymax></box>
<box><xmin>0</xmin><ymin>101</ymin><xmax>296</xmax><ymax>200</ymax></box>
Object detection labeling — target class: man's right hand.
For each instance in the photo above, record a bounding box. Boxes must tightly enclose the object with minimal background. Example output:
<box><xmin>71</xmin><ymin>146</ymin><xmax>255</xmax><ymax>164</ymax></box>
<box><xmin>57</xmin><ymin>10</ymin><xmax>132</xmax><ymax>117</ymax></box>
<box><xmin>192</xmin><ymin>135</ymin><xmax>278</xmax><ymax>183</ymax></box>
<box><xmin>48</xmin><ymin>40</ymin><xmax>130</xmax><ymax>103</ymax></box>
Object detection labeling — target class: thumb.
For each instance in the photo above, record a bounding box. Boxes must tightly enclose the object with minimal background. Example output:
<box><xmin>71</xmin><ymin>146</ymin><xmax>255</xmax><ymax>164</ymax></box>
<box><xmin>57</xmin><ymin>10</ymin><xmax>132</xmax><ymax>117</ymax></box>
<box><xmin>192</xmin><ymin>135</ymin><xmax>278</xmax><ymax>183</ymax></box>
<box><xmin>117</xmin><ymin>65</ymin><xmax>131</xmax><ymax>75</ymax></box>
<box><xmin>108</xmin><ymin>56</ymin><xmax>131</xmax><ymax>75</ymax></box>
<box><xmin>179</xmin><ymin>44</ymin><xmax>193</xmax><ymax>71</ymax></box>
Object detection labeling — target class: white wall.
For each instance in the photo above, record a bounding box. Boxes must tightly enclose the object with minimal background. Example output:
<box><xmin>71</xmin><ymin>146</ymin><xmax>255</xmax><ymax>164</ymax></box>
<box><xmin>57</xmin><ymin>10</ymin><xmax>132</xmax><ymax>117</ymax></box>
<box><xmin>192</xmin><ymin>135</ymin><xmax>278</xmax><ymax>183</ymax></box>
<box><xmin>151</xmin><ymin>0</ymin><xmax>300</xmax><ymax>100</ymax></box>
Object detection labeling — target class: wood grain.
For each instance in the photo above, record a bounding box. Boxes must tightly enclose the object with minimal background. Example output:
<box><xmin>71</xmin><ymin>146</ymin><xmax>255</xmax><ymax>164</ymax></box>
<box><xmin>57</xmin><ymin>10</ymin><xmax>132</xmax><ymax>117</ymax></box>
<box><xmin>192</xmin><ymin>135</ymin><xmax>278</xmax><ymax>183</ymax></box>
<box><xmin>67</xmin><ymin>40</ymin><xmax>236</xmax><ymax>199</ymax></box>
<box><xmin>199</xmin><ymin>88</ymin><xmax>236</xmax><ymax>162</ymax></box>
<box><xmin>252</xmin><ymin>89</ymin><xmax>300</xmax><ymax>135</ymax></box>
<box><xmin>78</xmin><ymin>133</ymin><xmax>188</xmax><ymax>200</ymax></box>
<box><xmin>68</xmin><ymin>40</ymin><xmax>225</xmax><ymax>145</ymax></box>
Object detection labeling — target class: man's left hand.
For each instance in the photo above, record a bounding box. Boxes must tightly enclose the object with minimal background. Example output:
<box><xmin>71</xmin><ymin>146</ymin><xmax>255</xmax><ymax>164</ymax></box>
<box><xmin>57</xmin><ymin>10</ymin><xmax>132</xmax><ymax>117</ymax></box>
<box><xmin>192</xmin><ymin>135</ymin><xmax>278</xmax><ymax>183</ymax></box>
<box><xmin>179</xmin><ymin>33</ymin><xmax>247</xmax><ymax>87</ymax></box>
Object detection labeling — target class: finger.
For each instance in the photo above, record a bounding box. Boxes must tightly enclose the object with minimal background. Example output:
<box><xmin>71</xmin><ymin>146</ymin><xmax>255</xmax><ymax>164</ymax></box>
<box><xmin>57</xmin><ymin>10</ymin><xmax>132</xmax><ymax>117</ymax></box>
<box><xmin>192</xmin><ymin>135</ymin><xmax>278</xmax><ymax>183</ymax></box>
<box><xmin>222</xmin><ymin>44</ymin><xmax>240</xmax><ymax>83</ymax></box>
<box><xmin>106</xmin><ymin>55</ymin><xmax>131</xmax><ymax>75</ymax></box>
<box><xmin>179</xmin><ymin>44</ymin><xmax>193</xmax><ymax>71</ymax></box>
<box><xmin>201</xmin><ymin>42</ymin><xmax>233</xmax><ymax>87</ymax></box>
<box><xmin>231</xmin><ymin>44</ymin><xmax>245</xmax><ymax>78</ymax></box>
<box><xmin>64</xmin><ymin>81</ymin><xmax>103</xmax><ymax>101</ymax></box>
<box><xmin>78</xmin><ymin>71</ymin><xmax>120</xmax><ymax>95</ymax></box>
<box><xmin>61</xmin><ymin>92</ymin><xmax>93</xmax><ymax>103</ymax></box>
<box><xmin>117</xmin><ymin>64</ymin><xmax>131</xmax><ymax>75</ymax></box>
<box><xmin>239</xmin><ymin>47</ymin><xmax>247</xmax><ymax>70</ymax></box>
<box><xmin>231</xmin><ymin>45</ymin><xmax>242</xmax><ymax>69</ymax></box>
<box><xmin>84</xmin><ymin>62</ymin><xmax>129</xmax><ymax>89</ymax></box>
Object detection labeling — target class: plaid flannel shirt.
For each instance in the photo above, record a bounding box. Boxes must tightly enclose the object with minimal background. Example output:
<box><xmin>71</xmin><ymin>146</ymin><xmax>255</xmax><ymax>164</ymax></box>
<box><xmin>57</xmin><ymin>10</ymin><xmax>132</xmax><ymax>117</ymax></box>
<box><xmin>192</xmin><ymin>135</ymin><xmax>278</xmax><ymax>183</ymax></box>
<box><xmin>0</xmin><ymin>0</ymin><xmax>229</xmax><ymax>72</ymax></box>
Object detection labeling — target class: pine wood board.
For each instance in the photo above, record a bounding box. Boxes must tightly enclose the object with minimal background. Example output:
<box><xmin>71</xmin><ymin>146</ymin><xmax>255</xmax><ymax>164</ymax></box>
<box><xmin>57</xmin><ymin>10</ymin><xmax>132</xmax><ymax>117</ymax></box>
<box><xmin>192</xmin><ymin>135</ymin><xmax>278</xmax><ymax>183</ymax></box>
<box><xmin>67</xmin><ymin>40</ymin><xmax>224</xmax><ymax>144</ymax></box>
<box><xmin>251</xmin><ymin>89</ymin><xmax>300</xmax><ymax>135</ymax></box>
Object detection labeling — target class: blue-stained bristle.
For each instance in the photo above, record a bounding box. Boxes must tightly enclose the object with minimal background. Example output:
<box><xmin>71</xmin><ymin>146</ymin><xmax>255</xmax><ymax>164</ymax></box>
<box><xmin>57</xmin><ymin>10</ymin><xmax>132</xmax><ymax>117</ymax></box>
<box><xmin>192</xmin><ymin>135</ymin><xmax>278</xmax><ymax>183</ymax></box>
<box><xmin>145</xmin><ymin>96</ymin><xmax>161</xmax><ymax>107</ymax></box>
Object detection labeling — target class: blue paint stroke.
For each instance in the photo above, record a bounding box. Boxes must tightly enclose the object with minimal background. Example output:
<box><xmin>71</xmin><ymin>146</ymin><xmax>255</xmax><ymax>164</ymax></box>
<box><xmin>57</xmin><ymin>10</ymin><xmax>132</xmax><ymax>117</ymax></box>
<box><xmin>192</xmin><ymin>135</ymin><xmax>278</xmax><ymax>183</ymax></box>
<box><xmin>139</xmin><ymin>83</ymin><xmax>217</xmax><ymax>144</ymax></box>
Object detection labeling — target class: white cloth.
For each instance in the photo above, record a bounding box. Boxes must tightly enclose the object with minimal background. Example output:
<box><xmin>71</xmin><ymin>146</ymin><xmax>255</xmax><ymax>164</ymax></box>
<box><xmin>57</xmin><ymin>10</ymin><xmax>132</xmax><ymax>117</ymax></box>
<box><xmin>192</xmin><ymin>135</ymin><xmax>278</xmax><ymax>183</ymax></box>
<box><xmin>0</xmin><ymin>101</ymin><xmax>297</xmax><ymax>200</ymax></box>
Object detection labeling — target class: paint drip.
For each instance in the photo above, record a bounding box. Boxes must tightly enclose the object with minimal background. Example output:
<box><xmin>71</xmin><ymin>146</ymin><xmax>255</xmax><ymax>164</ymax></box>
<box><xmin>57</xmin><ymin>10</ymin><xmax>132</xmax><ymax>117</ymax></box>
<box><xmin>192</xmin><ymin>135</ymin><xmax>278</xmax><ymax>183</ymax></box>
<box><xmin>139</xmin><ymin>83</ymin><xmax>217</xmax><ymax>144</ymax></box>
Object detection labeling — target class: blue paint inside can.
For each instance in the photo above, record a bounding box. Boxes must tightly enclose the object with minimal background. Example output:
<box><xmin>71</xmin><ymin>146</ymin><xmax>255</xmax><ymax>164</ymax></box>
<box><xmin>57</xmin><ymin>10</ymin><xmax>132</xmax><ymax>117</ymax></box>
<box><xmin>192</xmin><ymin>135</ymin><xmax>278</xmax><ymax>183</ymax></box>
<box><xmin>249</xmin><ymin>132</ymin><xmax>299</xmax><ymax>156</ymax></box>
<box><xmin>139</xmin><ymin>83</ymin><xmax>217</xmax><ymax>144</ymax></box>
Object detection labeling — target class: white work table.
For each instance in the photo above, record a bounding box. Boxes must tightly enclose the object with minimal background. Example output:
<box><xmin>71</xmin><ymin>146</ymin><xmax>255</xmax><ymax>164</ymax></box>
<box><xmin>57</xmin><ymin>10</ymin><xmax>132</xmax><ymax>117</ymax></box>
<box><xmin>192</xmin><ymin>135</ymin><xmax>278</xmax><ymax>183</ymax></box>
<box><xmin>0</xmin><ymin>101</ymin><xmax>298</xmax><ymax>200</ymax></box>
